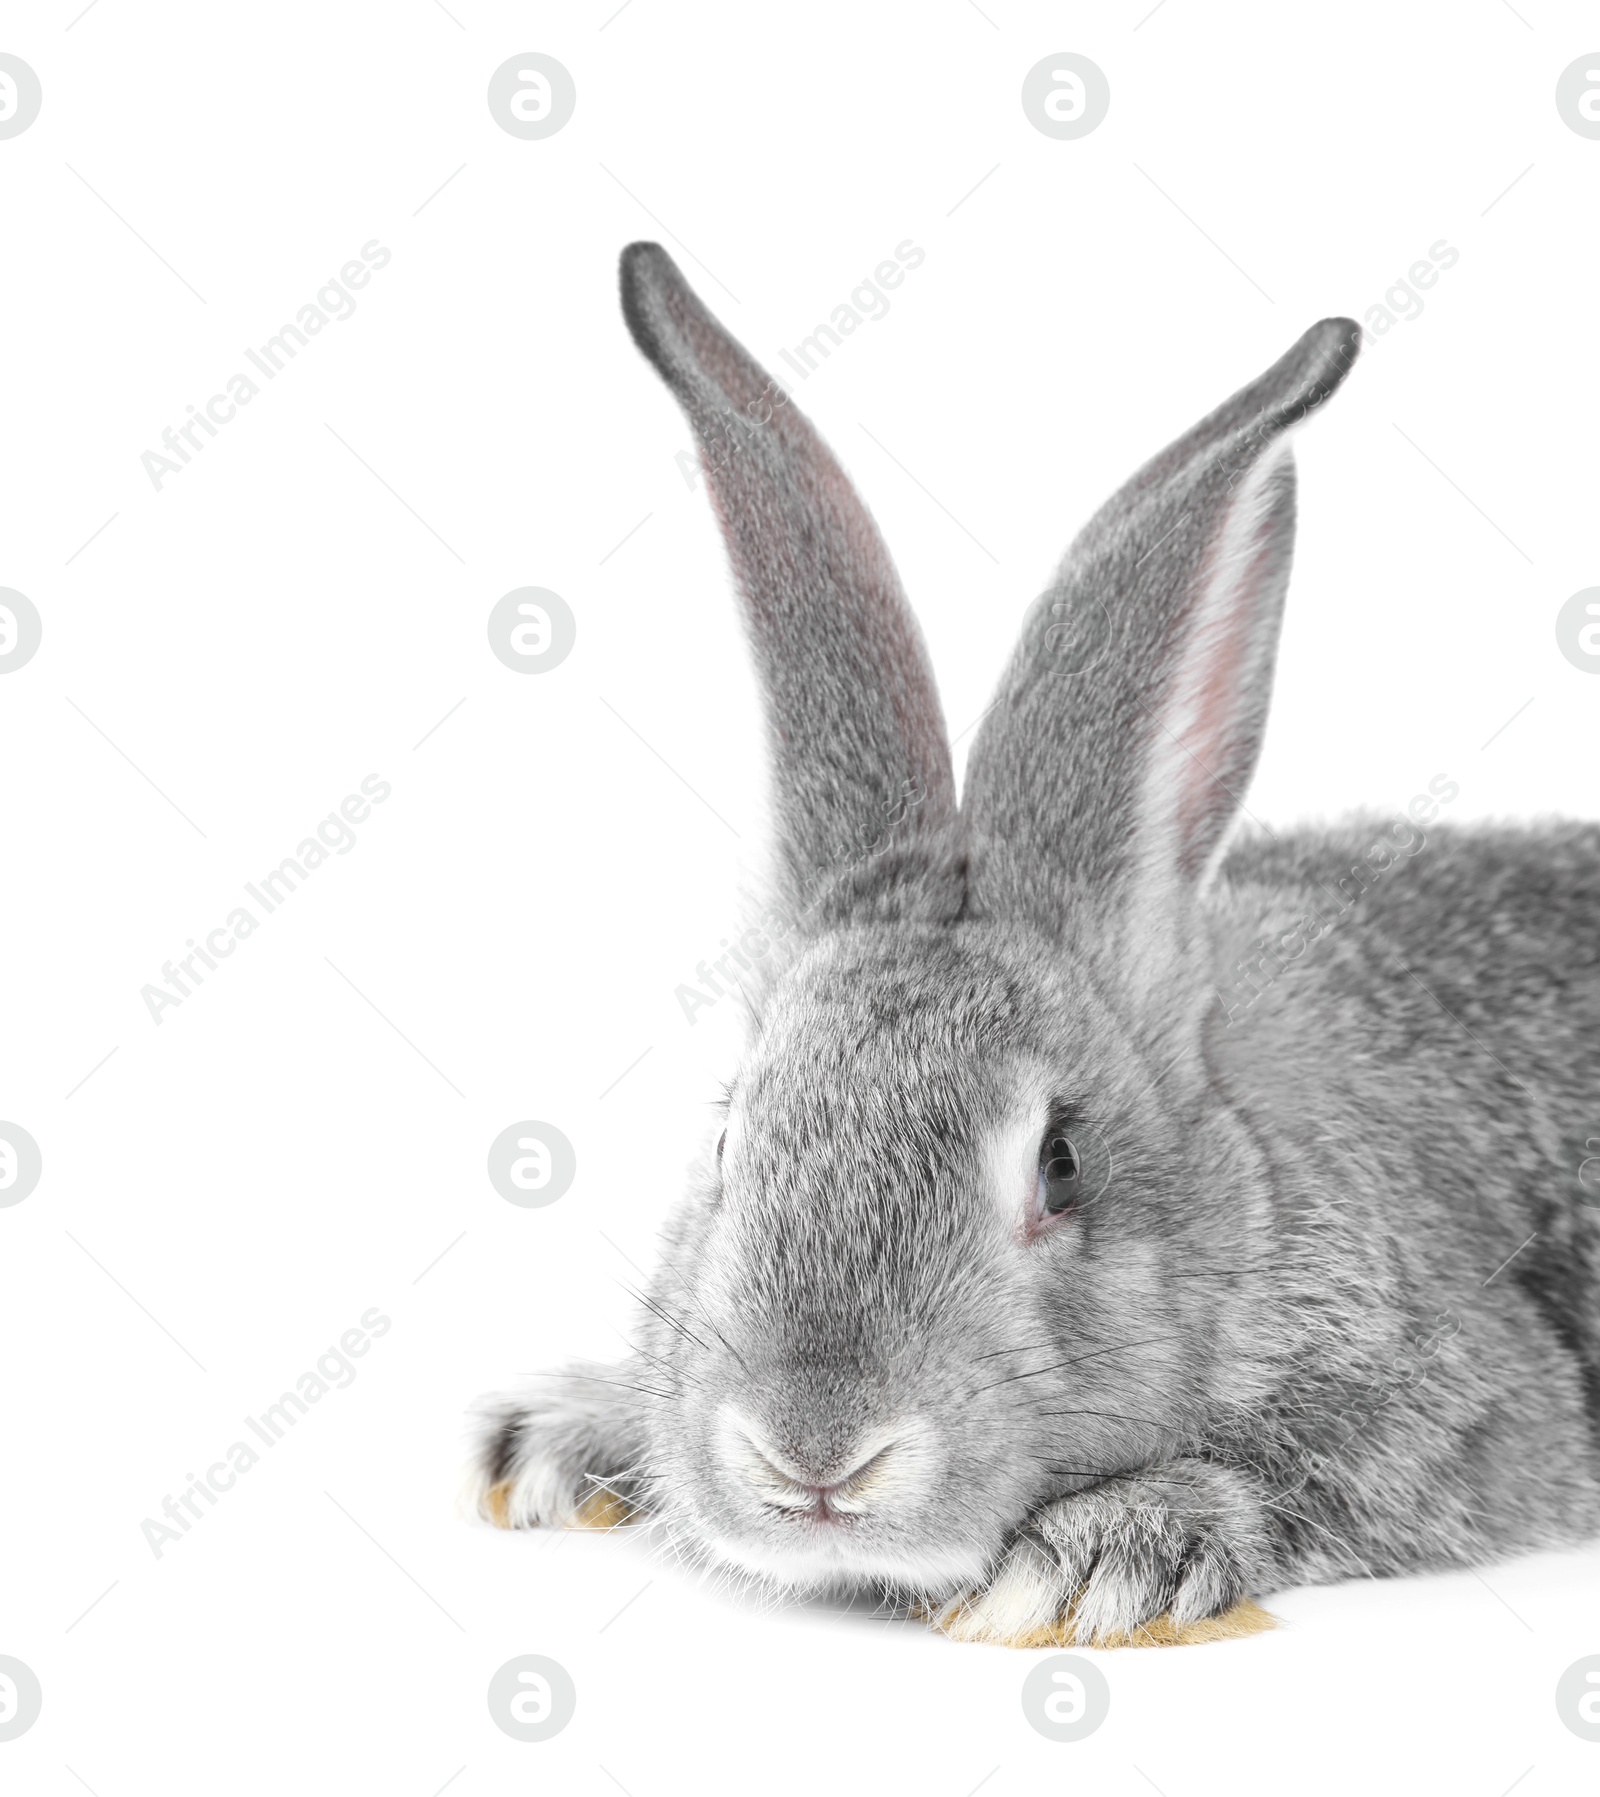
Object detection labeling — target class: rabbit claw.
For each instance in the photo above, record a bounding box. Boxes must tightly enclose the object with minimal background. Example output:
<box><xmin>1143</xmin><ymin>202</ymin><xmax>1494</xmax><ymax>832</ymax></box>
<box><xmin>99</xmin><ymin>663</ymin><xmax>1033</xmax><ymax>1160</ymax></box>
<box><xmin>467</xmin><ymin>1376</ymin><xmax>643</xmax><ymax>1532</ymax></box>
<box><xmin>930</xmin><ymin>1465</ymin><xmax>1276</xmax><ymax>1648</ymax></box>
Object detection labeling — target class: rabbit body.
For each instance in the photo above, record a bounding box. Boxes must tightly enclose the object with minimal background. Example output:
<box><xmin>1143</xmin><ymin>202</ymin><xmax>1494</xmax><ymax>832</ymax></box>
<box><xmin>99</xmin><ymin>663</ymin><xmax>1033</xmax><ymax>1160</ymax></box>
<box><xmin>471</xmin><ymin>246</ymin><xmax>1600</xmax><ymax>1644</ymax></box>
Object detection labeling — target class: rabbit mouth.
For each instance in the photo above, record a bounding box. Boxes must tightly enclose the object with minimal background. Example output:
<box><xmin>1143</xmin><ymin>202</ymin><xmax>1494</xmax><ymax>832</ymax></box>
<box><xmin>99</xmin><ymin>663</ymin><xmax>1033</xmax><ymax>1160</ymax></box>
<box><xmin>694</xmin><ymin>1406</ymin><xmax>1004</xmax><ymax>1590</ymax></box>
<box><xmin>761</xmin><ymin>1498</ymin><xmax>862</xmax><ymax>1531</ymax></box>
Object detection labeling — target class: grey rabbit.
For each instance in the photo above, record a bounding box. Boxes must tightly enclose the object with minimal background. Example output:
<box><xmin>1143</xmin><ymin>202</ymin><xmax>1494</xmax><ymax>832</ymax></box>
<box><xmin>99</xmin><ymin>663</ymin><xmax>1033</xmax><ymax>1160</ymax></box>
<box><xmin>468</xmin><ymin>241</ymin><xmax>1600</xmax><ymax>1646</ymax></box>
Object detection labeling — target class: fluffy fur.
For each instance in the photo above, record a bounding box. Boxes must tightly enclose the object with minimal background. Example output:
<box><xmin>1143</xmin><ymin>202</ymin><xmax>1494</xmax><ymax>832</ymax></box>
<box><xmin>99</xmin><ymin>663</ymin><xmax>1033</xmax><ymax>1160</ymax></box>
<box><xmin>467</xmin><ymin>244</ymin><xmax>1600</xmax><ymax>1647</ymax></box>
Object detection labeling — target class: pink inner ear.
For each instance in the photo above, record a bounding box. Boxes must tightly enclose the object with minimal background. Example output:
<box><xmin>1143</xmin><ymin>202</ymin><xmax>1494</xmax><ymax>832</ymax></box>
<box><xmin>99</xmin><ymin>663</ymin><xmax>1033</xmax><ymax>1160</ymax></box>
<box><xmin>1169</xmin><ymin>463</ymin><xmax>1292</xmax><ymax>883</ymax></box>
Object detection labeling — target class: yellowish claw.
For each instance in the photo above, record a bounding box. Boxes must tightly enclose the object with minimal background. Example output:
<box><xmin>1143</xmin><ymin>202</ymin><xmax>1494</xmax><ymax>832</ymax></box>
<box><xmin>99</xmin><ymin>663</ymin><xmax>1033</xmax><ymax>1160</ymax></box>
<box><xmin>481</xmin><ymin>1480</ymin><xmax>638</xmax><ymax>1531</ymax></box>
<box><xmin>925</xmin><ymin>1594</ymin><xmax>1277</xmax><ymax>1650</ymax></box>
<box><xmin>572</xmin><ymin>1489</ymin><xmax>638</xmax><ymax>1530</ymax></box>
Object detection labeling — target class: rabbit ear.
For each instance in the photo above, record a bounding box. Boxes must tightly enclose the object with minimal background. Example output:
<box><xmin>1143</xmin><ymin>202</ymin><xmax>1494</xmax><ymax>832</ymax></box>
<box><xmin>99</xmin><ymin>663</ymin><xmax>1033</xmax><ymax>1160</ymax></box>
<box><xmin>961</xmin><ymin>319</ymin><xmax>1360</xmax><ymax>944</ymax></box>
<box><xmin>620</xmin><ymin>243</ymin><xmax>957</xmax><ymax>923</ymax></box>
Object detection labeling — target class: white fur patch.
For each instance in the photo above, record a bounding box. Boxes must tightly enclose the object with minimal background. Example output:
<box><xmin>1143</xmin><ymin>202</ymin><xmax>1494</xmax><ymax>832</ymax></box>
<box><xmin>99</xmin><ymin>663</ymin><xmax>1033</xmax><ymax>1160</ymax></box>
<box><xmin>934</xmin><ymin>1536</ymin><xmax>1063</xmax><ymax>1642</ymax></box>
<box><xmin>979</xmin><ymin>1069</ymin><xmax>1059</xmax><ymax>1242</ymax></box>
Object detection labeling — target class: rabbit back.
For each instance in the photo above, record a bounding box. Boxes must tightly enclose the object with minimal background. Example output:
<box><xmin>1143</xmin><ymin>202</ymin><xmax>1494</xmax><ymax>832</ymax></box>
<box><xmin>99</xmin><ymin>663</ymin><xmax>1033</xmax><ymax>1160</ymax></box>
<box><xmin>1210</xmin><ymin>817</ymin><xmax>1600</xmax><ymax>1437</ymax></box>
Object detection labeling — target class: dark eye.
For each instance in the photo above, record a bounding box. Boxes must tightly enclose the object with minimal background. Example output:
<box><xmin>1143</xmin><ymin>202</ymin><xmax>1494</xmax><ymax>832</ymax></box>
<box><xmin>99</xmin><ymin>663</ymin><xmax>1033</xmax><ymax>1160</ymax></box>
<box><xmin>1036</xmin><ymin>1129</ymin><xmax>1081</xmax><ymax>1218</ymax></box>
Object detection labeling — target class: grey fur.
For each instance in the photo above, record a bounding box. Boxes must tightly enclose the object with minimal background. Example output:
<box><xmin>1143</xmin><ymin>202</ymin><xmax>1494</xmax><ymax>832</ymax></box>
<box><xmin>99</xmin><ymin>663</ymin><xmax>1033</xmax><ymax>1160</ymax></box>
<box><xmin>468</xmin><ymin>245</ymin><xmax>1600</xmax><ymax>1637</ymax></box>
<box><xmin>619</xmin><ymin>241</ymin><xmax>959</xmax><ymax>927</ymax></box>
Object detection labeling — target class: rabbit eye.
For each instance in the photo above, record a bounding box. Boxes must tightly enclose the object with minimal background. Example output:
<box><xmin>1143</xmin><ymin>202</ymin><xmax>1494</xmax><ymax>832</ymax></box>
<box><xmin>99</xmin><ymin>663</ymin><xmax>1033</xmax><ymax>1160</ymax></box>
<box><xmin>1037</xmin><ymin>1130</ymin><xmax>1082</xmax><ymax>1218</ymax></box>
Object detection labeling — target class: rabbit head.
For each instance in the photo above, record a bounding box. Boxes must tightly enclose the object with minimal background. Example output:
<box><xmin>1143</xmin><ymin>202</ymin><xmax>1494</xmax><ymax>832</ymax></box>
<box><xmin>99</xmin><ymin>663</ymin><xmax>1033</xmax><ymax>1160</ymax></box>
<box><xmin>604</xmin><ymin>246</ymin><xmax>1359</xmax><ymax>1595</ymax></box>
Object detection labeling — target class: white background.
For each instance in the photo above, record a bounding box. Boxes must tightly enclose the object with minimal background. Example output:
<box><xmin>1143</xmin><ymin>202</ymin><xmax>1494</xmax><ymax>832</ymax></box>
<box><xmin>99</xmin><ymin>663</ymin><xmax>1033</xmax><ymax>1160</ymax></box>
<box><xmin>3</xmin><ymin>2</ymin><xmax>1599</xmax><ymax>1793</ymax></box>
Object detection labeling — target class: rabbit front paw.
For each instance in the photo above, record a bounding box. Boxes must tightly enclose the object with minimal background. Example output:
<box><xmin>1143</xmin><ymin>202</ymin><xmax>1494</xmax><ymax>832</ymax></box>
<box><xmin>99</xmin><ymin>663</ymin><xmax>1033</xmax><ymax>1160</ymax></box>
<box><xmin>931</xmin><ymin>1463</ymin><xmax>1276</xmax><ymax>1648</ymax></box>
<box><xmin>467</xmin><ymin>1372</ymin><xmax>643</xmax><ymax>1532</ymax></box>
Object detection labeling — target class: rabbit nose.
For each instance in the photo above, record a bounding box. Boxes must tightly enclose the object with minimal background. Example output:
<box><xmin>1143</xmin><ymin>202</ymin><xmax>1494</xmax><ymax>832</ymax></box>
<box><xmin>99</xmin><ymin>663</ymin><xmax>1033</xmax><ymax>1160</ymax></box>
<box><xmin>719</xmin><ymin>1413</ymin><xmax>899</xmax><ymax>1516</ymax></box>
<box><xmin>763</xmin><ymin>1456</ymin><xmax>875</xmax><ymax>1506</ymax></box>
